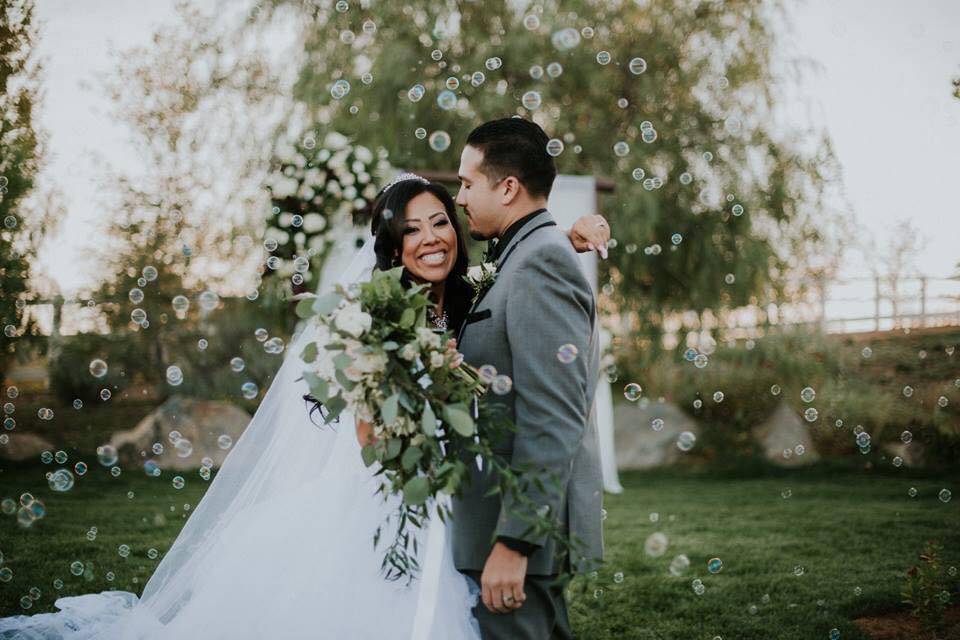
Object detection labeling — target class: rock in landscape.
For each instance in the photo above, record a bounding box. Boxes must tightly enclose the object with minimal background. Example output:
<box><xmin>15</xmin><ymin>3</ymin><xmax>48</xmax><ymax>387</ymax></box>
<box><xmin>109</xmin><ymin>395</ymin><xmax>251</xmax><ymax>471</ymax></box>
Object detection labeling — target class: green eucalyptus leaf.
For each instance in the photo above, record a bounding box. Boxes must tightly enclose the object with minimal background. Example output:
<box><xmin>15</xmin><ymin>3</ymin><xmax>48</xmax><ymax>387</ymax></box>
<box><xmin>303</xmin><ymin>372</ymin><xmax>328</xmax><ymax>402</ymax></box>
<box><xmin>313</xmin><ymin>292</ymin><xmax>343</xmax><ymax>316</ymax></box>
<box><xmin>361</xmin><ymin>444</ymin><xmax>377</xmax><ymax>467</ymax></box>
<box><xmin>443</xmin><ymin>404</ymin><xmax>475</xmax><ymax>437</ymax></box>
<box><xmin>401</xmin><ymin>445</ymin><xmax>423</xmax><ymax>471</ymax></box>
<box><xmin>402</xmin><ymin>476</ymin><xmax>430</xmax><ymax>506</ymax></box>
<box><xmin>300</xmin><ymin>342</ymin><xmax>319</xmax><ymax>364</ymax></box>
<box><xmin>295</xmin><ymin>297</ymin><xmax>318</xmax><ymax>319</ymax></box>
<box><xmin>323</xmin><ymin>395</ymin><xmax>346</xmax><ymax>423</ymax></box>
<box><xmin>381</xmin><ymin>394</ymin><xmax>400</xmax><ymax>425</ymax></box>
<box><xmin>385</xmin><ymin>438</ymin><xmax>402</xmax><ymax>460</ymax></box>
<box><xmin>421</xmin><ymin>402</ymin><xmax>437</xmax><ymax>436</ymax></box>
<box><xmin>399</xmin><ymin>308</ymin><xmax>416</xmax><ymax>328</ymax></box>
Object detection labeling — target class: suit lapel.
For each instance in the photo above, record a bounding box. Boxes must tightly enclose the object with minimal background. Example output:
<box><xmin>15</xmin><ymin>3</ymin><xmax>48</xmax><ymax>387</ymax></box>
<box><xmin>458</xmin><ymin>211</ymin><xmax>557</xmax><ymax>343</ymax></box>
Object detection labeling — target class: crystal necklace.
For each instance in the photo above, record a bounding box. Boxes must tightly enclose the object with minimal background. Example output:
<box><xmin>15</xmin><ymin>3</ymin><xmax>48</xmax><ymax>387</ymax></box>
<box><xmin>427</xmin><ymin>307</ymin><xmax>448</xmax><ymax>331</ymax></box>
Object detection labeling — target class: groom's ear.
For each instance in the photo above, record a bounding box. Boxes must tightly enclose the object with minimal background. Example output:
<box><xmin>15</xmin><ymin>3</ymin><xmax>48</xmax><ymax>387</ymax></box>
<box><xmin>499</xmin><ymin>176</ymin><xmax>522</xmax><ymax>206</ymax></box>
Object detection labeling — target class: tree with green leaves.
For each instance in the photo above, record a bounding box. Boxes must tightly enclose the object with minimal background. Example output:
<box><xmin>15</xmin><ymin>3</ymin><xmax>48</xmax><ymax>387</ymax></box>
<box><xmin>79</xmin><ymin>4</ymin><xmax>297</xmax><ymax>398</ymax></box>
<box><xmin>252</xmin><ymin>0</ymin><xmax>845</xmax><ymax>350</ymax></box>
<box><xmin>0</xmin><ymin>0</ymin><xmax>44</xmax><ymax>382</ymax></box>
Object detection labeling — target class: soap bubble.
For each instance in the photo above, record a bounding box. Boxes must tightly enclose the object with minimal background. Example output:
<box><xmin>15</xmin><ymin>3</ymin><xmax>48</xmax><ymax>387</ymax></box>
<box><xmin>172</xmin><ymin>476</ymin><xmax>185</xmax><ymax>490</ymax></box>
<box><xmin>89</xmin><ymin>359</ymin><xmax>108</xmax><ymax>378</ymax></box>
<box><xmin>596</xmin><ymin>51</ymin><xmax>611</xmax><ymax>65</ymax></box>
<box><xmin>641</xmin><ymin>128</ymin><xmax>658</xmax><ymax>143</ymax></box>
<box><xmin>938</xmin><ymin>396</ymin><xmax>949</xmax><ymax>408</ymax></box>
<box><xmin>436</xmin><ymin>90</ymin><xmax>457</xmax><ymax>110</ymax></box>
<box><xmin>48</xmin><ymin>469</ymin><xmax>75</xmax><ymax>492</ymax></box>
<box><xmin>166</xmin><ymin>366</ymin><xmax>184</xmax><ymax>386</ymax></box>
<box><xmin>800</xmin><ymin>387</ymin><xmax>816</xmax><ymax>403</ymax></box>
<box><xmin>198</xmin><ymin>290</ymin><xmax>219</xmax><ymax>312</ymax></box>
<box><xmin>523</xmin><ymin>14</ymin><xmax>540</xmax><ymax>30</ymax></box>
<box><xmin>229</xmin><ymin>357</ymin><xmax>245</xmax><ymax>372</ymax></box>
<box><xmin>732</xmin><ymin>204</ymin><xmax>744</xmax><ymax>216</ymax></box>
<box><xmin>546</xmin><ymin>62</ymin><xmax>563</xmax><ymax>78</ymax></box>
<box><xmin>940</xmin><ymin>489</ymin><xmax>952</xmax><ymax>503</ymax></box>
<box><xmin>651</xmin><ymin>418</ymin><xmax>664</xmax><ymax>431</ymax></box>
<box><xmin>478</xmin><ymin>364</ymin><xmax>497</xmax><ymax>383</ymax></box>
<box><xmin>428</xmin><ymin>131</ymin><xmax>451</xmax><ymax>152</ymax></box>
<box><xmin>100</xmin><ymin>388</ymin><xmax>112</xmax><ymax>401</ymax></box>
<box><xmin>644</xmin><ymin>532</ymin><xmax>668</xmax><ymax>557</ymax></box>
<box><xmin>241</xmin><ymin>382</ymin><xmax>259</xmax><ymax>400</ymax></box>
<box><xmin>414</xmin><ymin>127</ymin><xmax>427</xmax><ymax>140</ymax></box>
<box><xmin>174</xmin><ymin>438</ymin><xmax>193</xmax><ymax>458</ymax></box>
<box><xmin>430</xmin><ymin>49</ymin><xmax>442</xmax><ymax>61</ymax></box>
<box><xmin>254</xmin><ymin>328</ymin><xmax>268</xmax><ymax>342</ymax></box>
<box><xmin>492</xmin><ymin>375</ymin><xmax>513</xmax><ymax>395</ymax></box>
<box><xmin>546</xmin><ymin>139</ymin><xmax>564</xmax><ymax>157</ymax></box>
<box><xmin>521</xmin><ymin>91</ymin><xmax>542</xmax><ymax>110</ymax></box>
<box><xmin>128</xmin><ymin>288</ymin><xmax>144</xmax><ymax>304</ymax></box>
<box><xmin>172</xmin><ymin>295</ymin><xmax>190</xmax><ymax>313</ymax></box>
<box><xmin>623</xmin><ymin>383</ymin><xmax>642</xmax><ymax>401</ymax></box>
<box><xmin>903</xmin><ymin>385</ymin><xmax>914</xmax><ymax>397</ymax></box>
<box><xmin>551</xmin><ymin>27</ymin><xmax>580</xmax><ymax>50</ymax></box>
<box><xmin>628</xmin><ymin>57</ymin><xmax>647</xmax><ymax>74</ymax></box>
<box><xmin>707</xmin><ymin>557</ymin><xmax>723</xmax><ymax>574</ymax></box>
<box><xmin>676</xmin><ymin>431</ymin><xmax>696</xmax><ymax>451</ymax></box>
<box><xmin>131</xmin><ymin>308</ymin><xmax>147</xmax><ymax>324</ymax></box>
<box><xmin>613</xmin><ymin>141</ymin><xmax>630</xmax><ymax>157</ymax></box>
<box><xmin>613</xmin><ymin>571</ymin><xmax>624</xmax><ymax>584</ymax></box>
<box><xmin>444</xmin><ymin>76</ymin><xmax>459</xmax><ymax>90</ymax></box>
<box><xmin>861</xmin><ymin>346</ymin><xmax>873</xmax><ymax>358</ymax></box>
<box><xmin>668</xmin><ymin>554</ymin><xmax>690</xmax><ymax>576</ymax></box>
<box><xmin>485</xmin><ymin>57</ymin><xmax>502</xmax><ymax>71</ymax></box>
<box><xmin>908</xmin><ymin>487</ymin><xmax>918</xmax><ymax>497</ymax></box>
<box><xmin>97</xmin><ymin>445</ymin><xmax>118</xmax><ymax>467</ymax></box>
<box><xmin>557</xmin><ymin>343</ymin><xmax>578</xmax><ymax>363</ymax></box>
<box><xmin>142</xmin><ymin>266</ymin><xmax>158</xmax><ymax>281</ymax></box>
<box><xmin>330</xmin><ymin>79</ymin><xmax>351</xmax><ymax>100</ymax></box>
<box><xmin>713</xmin><ymin>391</ymin><xmax>724</xmax><ymax>403</ymax></box>
<box><xmin>407</xmin><ymin>84</ymin><xmax>425</xmax><ymax>102</ymax></box>
<box><xmin>900</xmin><ymin>430</ymin><xmax>913</xmax><ymax>444</ymax></box>
<box><xmin>470</xmin><ymin>71</ymin><xmax>485</xmax><ymax>86</ymax></box>
<box><xmin>218</xmin><ymin>434</ymin><xmax>233</xmax><ymax>450</ymax></box>
<box><xmin>804</xmin><ymin>407</ymin><xmax>819</xmax><ymax>422</ymax></box>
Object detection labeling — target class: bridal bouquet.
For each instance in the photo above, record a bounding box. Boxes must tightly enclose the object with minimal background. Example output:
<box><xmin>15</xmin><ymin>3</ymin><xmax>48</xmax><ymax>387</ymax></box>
<box><xmin>294</xmin><ymin>267</ymin><xmax>489</xmax><ymax>581</ymax></box>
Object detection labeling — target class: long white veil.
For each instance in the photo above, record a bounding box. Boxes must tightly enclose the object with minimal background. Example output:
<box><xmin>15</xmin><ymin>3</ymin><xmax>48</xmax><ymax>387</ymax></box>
<box><xmin>128</xmin><ymin>238</ymin><xmax>380</xmax><ymax>628</ymax></box>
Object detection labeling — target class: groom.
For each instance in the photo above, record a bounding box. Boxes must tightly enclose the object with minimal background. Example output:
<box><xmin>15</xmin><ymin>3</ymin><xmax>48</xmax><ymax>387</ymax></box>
<box><xmin>452</xmin><ymin>118</ymin><xmax>604</xmax><ymax>639</ymax></box>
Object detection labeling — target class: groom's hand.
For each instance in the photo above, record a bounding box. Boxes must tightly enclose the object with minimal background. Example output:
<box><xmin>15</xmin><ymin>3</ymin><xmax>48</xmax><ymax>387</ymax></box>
<box><xmin>480</xmin><ymin>542</ymin><xmax>528</xmax><ymax>614</ymax></box>
<box><xmin>569</xmin><ymin>214</ymin><xmax>610</xmax><ymax>258</ymax></box>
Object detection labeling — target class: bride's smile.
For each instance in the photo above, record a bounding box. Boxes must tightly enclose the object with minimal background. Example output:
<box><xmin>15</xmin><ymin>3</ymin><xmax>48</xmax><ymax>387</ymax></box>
<box><xmin>401</xmin><ymin>191</ymin><xmax>459</xmax><ymax>283</ymax></box>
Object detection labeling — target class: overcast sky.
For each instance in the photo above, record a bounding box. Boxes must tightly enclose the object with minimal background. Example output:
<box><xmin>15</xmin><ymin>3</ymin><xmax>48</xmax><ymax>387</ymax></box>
<box><xmin>31</xmin><ymin>0</ymin><xmax>960</xmax><ymax>297</ymax></box>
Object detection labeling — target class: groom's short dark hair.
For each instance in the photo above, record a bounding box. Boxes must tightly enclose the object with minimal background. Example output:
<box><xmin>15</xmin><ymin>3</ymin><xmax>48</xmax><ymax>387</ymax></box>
<box><xmin>465</xmin><ymin>118</ymin><xmax>557</xmax><ymax>198</ymax></box>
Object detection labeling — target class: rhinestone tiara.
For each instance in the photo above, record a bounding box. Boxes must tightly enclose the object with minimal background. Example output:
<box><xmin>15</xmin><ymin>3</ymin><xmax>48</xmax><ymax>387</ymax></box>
<box><xmin>382</xmin><ymin>171</ymin><xmax>429</xmax><ymax>194</ymax></box>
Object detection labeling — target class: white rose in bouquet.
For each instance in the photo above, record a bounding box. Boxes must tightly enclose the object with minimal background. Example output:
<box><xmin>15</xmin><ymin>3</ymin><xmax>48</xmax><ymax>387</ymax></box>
<box><xmin>335</xmin><ymin>301</ymin><xmax>372</xmax><ymax>338</ymax></box>
<box><xmin>416</xmin><ymin>326</ymin><xmax>442</xmax><ymax>350</ymax></box>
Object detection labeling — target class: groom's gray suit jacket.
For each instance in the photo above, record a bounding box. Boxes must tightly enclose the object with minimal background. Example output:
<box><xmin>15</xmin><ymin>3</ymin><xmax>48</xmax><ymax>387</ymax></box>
<box><xmin>453</xmin><ymin>210</ymin><xmax>604</xmax><ymax>576</ymax></box>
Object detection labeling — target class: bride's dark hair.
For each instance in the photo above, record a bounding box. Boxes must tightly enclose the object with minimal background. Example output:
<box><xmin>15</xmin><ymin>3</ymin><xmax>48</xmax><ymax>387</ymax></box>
<box><xmin>368</xmin><ymin>178</ymin><xmax>473</xmax><ymax>335</ymax></box>
<box><xmin>303</xmin><ymin>178</ymin><xmax>473</xmax><ymax>426</ymax></box>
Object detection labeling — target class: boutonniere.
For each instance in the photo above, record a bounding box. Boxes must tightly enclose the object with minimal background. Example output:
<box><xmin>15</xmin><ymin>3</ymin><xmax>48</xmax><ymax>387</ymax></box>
<box><xmin>464</xmin><ymin>260</ymin><xmax>498</xmax><ymax>306</ymax></box>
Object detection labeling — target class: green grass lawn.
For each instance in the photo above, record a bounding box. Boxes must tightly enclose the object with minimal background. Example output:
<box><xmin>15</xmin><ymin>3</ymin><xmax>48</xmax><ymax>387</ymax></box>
<box><xmin>0</xmin><ymin>462</ymin><xmax>957</xmax><ymax>639</ymax></box>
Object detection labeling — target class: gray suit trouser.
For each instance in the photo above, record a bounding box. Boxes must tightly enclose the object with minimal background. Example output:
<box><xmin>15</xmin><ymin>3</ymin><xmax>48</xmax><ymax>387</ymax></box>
<box><xmin>462</xmin><ymin>571</ymin><xmax>573</xmax><ymax>640</ymax></box>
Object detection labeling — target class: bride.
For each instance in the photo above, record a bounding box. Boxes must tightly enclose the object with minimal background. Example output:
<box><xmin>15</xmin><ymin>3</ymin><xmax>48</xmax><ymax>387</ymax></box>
<box><xmin>0</xmin><ymin>174</ymin><xmax>609</xmax><ymax>639</ymax></box>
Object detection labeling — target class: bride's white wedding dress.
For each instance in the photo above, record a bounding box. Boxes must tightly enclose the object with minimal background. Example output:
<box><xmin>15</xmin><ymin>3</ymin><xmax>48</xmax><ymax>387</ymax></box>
<box><xmin>0</xmin><ymin>241</ymin><xmax>481</xmax><ymax>640</ymax></box>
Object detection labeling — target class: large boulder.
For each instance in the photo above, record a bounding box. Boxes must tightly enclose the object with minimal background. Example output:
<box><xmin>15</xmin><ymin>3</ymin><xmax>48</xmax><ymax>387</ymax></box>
<box><xmin>613</xmin><ymin>399</ymin><xmax>700</xmax><ymax>469</ymax></box>
<box><xmin>752</xmin><ymin>400</ymin><xmax>819</xmax><ymax>466</ymax></box>
<box><xmin>109</xmin><ymin>395</ymin><xmax>251</xmax><ymax>471</ymax></box>
<box><xmin>0</xmin><ymin>432</ymin><xmax>57</xmax><ymax>462</ymax></box>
